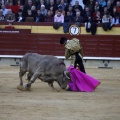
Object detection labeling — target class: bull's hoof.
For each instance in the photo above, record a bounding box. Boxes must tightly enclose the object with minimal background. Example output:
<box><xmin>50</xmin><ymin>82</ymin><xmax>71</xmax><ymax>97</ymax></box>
<box><xmin>17</xmin><ymin>85</ymin><xmax>31</xmax><ymax>91</ymax></box>
<box><xmin>25</xmin><ymin>86</ymin><xmax>31</xmax><ymax>91</ymax></box>
<box><xmin>17</xmin><ymin>85</ymin><xmax>27</xmax><ymax>91</ymax></box>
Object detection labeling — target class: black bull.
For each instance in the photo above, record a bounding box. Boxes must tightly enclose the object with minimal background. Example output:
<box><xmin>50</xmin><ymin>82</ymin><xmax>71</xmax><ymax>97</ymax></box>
<box><xmin>18</xmin><ymin>53</ymin><xmax>70</xmax><ymax>91</ymax></box>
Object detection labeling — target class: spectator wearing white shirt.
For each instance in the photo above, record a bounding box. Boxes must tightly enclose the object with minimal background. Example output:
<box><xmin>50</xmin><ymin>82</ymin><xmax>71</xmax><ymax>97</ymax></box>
<box><xmin>54</xmin><ymin>10</ymin><xmax>64</xmax><ymax>23</ymax></box>
<box><xmin>102</xmin><ymin>11</ymin><xmax>113</xmax><ymax>31</ymax></box>
<box><xmin>0</xmin><ymin>4</ymin><xmax>8</xmax><ymax>16</ymax></box>
<box><xmin>102</xmin><ymin>11</ymin><xmax>112</xmax><ymax>23</ymax></box>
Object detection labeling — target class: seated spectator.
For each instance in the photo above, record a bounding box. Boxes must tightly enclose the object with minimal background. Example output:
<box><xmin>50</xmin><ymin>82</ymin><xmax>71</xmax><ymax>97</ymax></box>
<box><xmin>19</xmin><ymin>5</ymin><xmax>24</xmax><ymax>11</ymax></box>
<box><xmin>40</xmin><ymin>4</ymin><xmax>47</xmax><ymax>16</ymax></box>
<box><xmin>15</xmin><ymin>9</ymin><xmax>25</xmax><ymax>22</ymax></box>
<box><xmin>101</xmin><ymin>7</ymin><xmax>108</xmax><ymax>16</ymax></box>
<box><xmin>55</xmin><ymin>5</ymin><xmax>65</xmax><ymax>16</ymax></box>
<box><xmin>93</xmin><ymin>10</ymin><xmax>102</xmax><ymax>23</ymax></box>
<box><xmin>53</xmin><ymin>10</ymin><xmax>64</xmax><ymax>30</ymax></box>
<box><xmin>63</xmin><ymin>11</ymin><xmax>73</xmax><ymax>33</ymax></box>
<box><xmin>65</xmin><ymin>5</ymin><xmax>74</xmax><ymax>17</ymax></box>
<box><xmin>98</xmin><ymin>0</ymin><xmax>107</xmax><ymax>12</ymax></box>
<box><xmin>94</xmin><ymin>1</ymin><xmax>102</xmax><ymax>13</ymax></box>
<box><xmin>71</xmin><ymin>0</ymin><xmax>84</xmax><ymax>9</ymax></box>
<box><xmin>6</xmin><ymin>1</ymin><xmax>13</xmax><ymax>9</ymax></box>
<box><xmin>49</xmin><ymin>6</ymin><xmax>54</xmax><ymax>16</ymax></box>
<box><xmin>64</xmin><ymin>10</ymin><xmax>74</xmax><ymax>22</ymax></box>
<box><xmin>26</xmin><ymin>9</ymin><xmax>34</xmax><ymax>17</ymax></box>
<box><xmin>116</xmin><ymin>1</ymin><xmax>120</xmax><ymax>13</ymax></box>
<box><xmin>73</xmin><ymin>0</ymin><xmax>83</xmax><ymax>14</ymax></box>
<box><xmin>106</xmin><ymin>0</ymin><xmax>113</xmax><ymax>15</ymax></box>
<box><xmin>36</xmin><ymin>0</ymin><xmax>47</xmax><ymax>10</ymax></box>
<box><xmin>111</xmin><ymin>12</ymin><xmax>120</xmax><ymax>25</ymax></box>
<box><xmin>58</xmin><ymin>0</ymin><xmax>66</xmax><ymax>11</ymax></box>
<box><xmin>14</xmin><ymin>0</ymin><xmax>23</xmax><ymax>13</ymax></box>
<box><xmin>54</xmin><ymin>10</ymin><xmax>64</xmax><ymax>23</ymax></box>
<box><xmin>98</xmin><ymin>0</ymin><xmax>107</xmax><ymax>7</ymax></box>
<box><xmin>31</xmin><ymin>5</ymin><xmax>37</xmax><ymax>18</ymax></box>
<box><xmin>5</xmin><ymin>9</ymin><xmax>15</xmax><ymax>23</ymax></box>
<box><xmin>25</xmin><ymin>9</ymin><xmax>34</xmax><ymax>22</ymax></box>
<box><xmin>23</xmin><ymin>0</ymin><xmax>33</xmax><ymax>17</ymax></box>
<box><xmin>0</xmin><ymin>4</ymin><xmax>8</xmax><ymax>16</ymax></box>
<box><xmin>73</xmin><ymin>6</ymin><xmax>81</xmax><ymax>17</ymax></box>
<box><xmin>102</xmin><ymin>11</ymin><xmax>113</xmax><ymax>31</ymax></box>
<box><xmin>83</xmin><ymin>6</ymin><xmax>92</xmax><ymax>22</ymax></box>
<box><xmin>45</xmin><ymin>10</ymin><xmax>54</xmax><ymax>22</ymax></box>
<box><xmin>86</xmin><ymin>0</ymin><xmax>95</xmax><ymax>13</ymax></box>
<box><xmin>73</xmin><ymin>11</ymin><xmax>84</xmax><ymax>26</ymax></box>
<box><xmin>111</xmin><ymin>6</ymin><xmax>117</xmax><ymax>17</ymax></box>
<box><xmin>46</xmin><ymin>0</ymin><xmax>58</xmax><ymax>15</ymax></box>
<box><xmin>0</xmin><ymin>10</ymin><xmax>5</xmax><ymax>21</ymax></box>
<box><xmin>35</xmin><ymin>9</ymin><xmax>45</xmax><ymax>22</ymax></box>
<box><xmin>110</xmin><ymin>0</ymin><xmax>117</xmax><ymax>8</ymax></box>
<box><xmin>6</xmin><ymin>1</ymin><xmax>19</xmax><ymax>14</ymax></box>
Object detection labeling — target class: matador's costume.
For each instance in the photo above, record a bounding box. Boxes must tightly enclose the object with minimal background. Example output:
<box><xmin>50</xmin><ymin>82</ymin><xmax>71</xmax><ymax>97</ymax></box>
<box><xmin>65</xmin><ymin>38</ymin><xmax>86</xmax><ymax>73</ymax></box>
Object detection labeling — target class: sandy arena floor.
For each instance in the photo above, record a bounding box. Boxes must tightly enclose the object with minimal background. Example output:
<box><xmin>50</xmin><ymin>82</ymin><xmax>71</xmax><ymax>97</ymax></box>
<box><xmin>0</xmin><ymin>65</ymin><xmax>120</xmax><ymax>120</ymax></box>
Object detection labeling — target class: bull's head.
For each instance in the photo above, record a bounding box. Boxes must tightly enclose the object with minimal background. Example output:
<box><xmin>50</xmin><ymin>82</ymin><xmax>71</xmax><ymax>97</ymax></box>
<box><xmin>57</xmin><ymin>71</ymin><xmax>71</xmax><ymax>90</ymax></box>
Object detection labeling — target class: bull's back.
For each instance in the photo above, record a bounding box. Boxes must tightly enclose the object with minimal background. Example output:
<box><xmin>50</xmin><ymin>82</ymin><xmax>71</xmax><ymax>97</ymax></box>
<box><xmin>20</xmin><ymin>53</ymin><xmax>41</xmax><ymax>71</ymax></box>
<box><xmin>21</xmin><ymin>53</ymin><xmax>57</xmax><ymax>67</ymax></box>
<box><xmin>21</xmin><ymin>53</ymin><xmax>44</xmax><ymax>71</ymax></box>
<box><xmin>21</xmin><ymin>53</ymin><xmax>66</xmax><ymax>73</ymax></box>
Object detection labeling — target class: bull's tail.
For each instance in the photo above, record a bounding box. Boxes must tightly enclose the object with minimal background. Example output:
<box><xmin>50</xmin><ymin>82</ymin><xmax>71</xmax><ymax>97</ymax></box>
<box><xmin>20</xmin><ymin>53</ymin><xmax>32</xmax><ymax>67</ymax></box>
<box><xmin>20</xmin><ymin>52</ymin><xmax>32</xmax><ymax>73</ymax></box>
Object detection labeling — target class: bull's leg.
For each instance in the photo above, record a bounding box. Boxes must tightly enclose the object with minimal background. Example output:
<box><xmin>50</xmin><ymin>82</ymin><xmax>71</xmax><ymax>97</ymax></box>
<box><xmin>25</xmin><ymin>73</ymin><xmax>39</xmax><ymax>90</ymax></box>
<box><xmin>26</xmin><ymin>73</ymin><xmax>32</xmax><ymax>81</ymax></box>
<box><xmin>26</xmin><ymin>73</ymin><xmax>33</xmax><ymax>88</ymax></box>
<box><xmin>48</xmin><ymin>81</ymin><xmax>59</xmax><ymax>92</ymax></box>
<box><xmin>19</xmin><ymin>70</ymin><xmax>26</xmax><ymax>86</ymax></box>
<box><xmin>48</xmin><ymin>81</ymin><xmax>54</xmax><ymax>90</ymax></box>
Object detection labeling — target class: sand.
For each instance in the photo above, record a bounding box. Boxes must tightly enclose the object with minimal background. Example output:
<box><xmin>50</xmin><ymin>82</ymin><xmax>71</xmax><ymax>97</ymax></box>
<box><xmin>0</xmin><ymin>65</ymin><xmax>120</xmax><ymax>120</ymax></box>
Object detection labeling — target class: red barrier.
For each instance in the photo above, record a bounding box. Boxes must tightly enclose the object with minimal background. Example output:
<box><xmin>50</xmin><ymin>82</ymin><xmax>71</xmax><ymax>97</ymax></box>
<box><xmin>0</xmin><ymin>22</ymin><xmax>120</xmax><ymax>57</ymax></box>
<box><xmin>0</xmin><ymin>33</ymin><xmax>120</xmax><ymax>57</ymax></box>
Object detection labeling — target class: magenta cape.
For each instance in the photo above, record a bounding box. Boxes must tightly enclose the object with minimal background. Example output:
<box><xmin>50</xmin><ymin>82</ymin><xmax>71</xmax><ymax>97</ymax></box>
<box><xmin>67</xmin><ymin>65</ymin><xmax>101</xmax><ymax>92</ymax></box>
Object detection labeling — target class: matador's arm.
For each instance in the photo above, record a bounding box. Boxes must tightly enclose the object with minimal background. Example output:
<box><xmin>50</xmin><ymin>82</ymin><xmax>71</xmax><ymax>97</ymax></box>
<box><xmin>65</xmin><ymin>48</ymin><xmax>71</xmax><ymax>59</ymax></box>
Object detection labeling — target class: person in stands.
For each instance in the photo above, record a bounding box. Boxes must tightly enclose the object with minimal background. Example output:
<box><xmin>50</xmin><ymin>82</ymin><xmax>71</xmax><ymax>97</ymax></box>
<box><xmin>5</xmin><ymin>9</ymin><xmax>15</xmax><ymax>24</ymax></box>
<box><xmin>0</xmin><ymin>10</ymin><xmax>5</xmax><ymax>21</ymax></box>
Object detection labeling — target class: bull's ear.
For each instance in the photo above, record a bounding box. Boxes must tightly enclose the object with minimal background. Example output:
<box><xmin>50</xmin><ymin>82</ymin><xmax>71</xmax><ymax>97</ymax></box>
<box><xmin>63</xmin><ymin>71</ymin><xmax>70</xmax><ymax>80</ymax></box>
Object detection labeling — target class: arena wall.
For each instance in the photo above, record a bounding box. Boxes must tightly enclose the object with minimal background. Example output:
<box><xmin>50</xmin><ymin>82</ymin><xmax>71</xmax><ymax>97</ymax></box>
<box><xmin>0</xmin><ymin>22</ymin><xmax>120</xmax><ymax>68</ymax></box>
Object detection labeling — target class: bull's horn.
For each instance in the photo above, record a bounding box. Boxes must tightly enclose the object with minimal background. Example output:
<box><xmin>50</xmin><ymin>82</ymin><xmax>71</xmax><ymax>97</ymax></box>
<box><xmin>63</xmin><ymin>71</ymin><xmax>70</xmax><ymax>80</ymax></box>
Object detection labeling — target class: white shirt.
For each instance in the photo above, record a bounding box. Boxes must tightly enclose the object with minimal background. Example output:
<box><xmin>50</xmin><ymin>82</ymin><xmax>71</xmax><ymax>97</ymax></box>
<box><xmin>1</xmin><ymin>8</ymin><xmax>8</xmax><ymax>16</ymax></box>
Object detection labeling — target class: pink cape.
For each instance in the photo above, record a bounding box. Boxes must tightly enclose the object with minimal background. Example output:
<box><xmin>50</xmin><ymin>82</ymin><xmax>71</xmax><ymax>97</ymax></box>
<box><xmin>67</xmin><ymin>65</ymin><xmax>101</xmax><ymax>92</ymax></box>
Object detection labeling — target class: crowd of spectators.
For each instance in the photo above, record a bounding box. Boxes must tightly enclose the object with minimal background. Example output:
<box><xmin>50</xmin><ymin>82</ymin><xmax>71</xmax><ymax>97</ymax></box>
<box><xmin>0</xmin><ymin>0</ymin><xmax>120</xmax><ymax>26</ymax></box>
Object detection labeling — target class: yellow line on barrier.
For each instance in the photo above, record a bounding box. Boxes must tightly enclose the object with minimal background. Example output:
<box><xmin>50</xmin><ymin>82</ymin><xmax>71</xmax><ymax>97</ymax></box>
<box><xmin>0</xmin><ymin>25</ymin><xmax>120</xmax><ymax>35</ymax></box>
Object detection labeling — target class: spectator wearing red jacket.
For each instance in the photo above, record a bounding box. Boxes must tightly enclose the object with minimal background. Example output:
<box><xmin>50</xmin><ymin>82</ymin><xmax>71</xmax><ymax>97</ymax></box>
<box><xmin>6</xmin><ymin>1</ymin><xmax>19</xmax><ymax>14</ymax></box>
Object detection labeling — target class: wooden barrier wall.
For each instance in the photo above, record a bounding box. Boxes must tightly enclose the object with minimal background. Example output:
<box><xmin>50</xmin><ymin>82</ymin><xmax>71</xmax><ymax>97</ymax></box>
<box><xmin>0</xmin><ymin>22</ymin><xmax>120</xmax><ymax>57</ymax></box>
